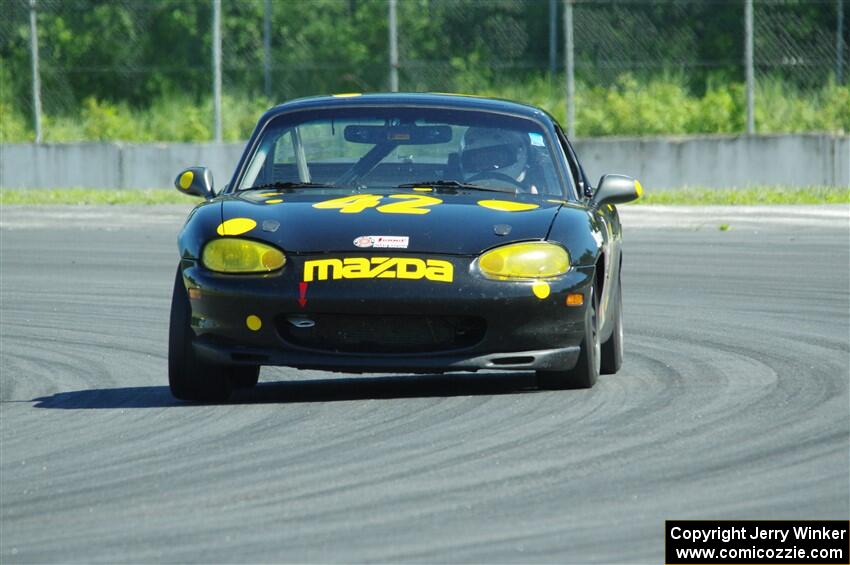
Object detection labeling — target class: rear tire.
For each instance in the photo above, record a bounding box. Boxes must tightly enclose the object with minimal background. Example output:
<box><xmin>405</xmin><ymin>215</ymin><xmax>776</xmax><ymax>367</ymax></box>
<box><xmin>600</xmin><ymin>277</ymin><xmax>623</xmax><ymax>375</ymax></box>
<box><xmin>168</xmin><ymin>268</ymin><xmax>233</xmax><ymax>402</ymax></box>
<box><xmin>537</xmin><ymin>285</ymin><xmax>600</xmax><ymax>390</ymax></box>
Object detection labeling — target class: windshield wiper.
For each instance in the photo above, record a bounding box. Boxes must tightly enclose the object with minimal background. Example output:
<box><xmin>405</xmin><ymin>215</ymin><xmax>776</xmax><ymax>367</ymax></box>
<box><xmin>246</xmin><ymin>181</ymin><xmax>331</xmax><ymax>190</ymax></box>
<box><xmin>396</xmin><ymin>180</ymin><xmax>515</xmax><ymax>193</ymax></box>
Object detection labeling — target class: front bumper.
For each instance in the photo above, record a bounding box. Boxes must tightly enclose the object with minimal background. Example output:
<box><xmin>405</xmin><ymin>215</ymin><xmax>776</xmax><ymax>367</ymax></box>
<box><xmin>182</xmin><ymin>252</ymin><xmax>594</xmax><ymax>373</ymax></box>
<box><xmin>194</xmin><ymin>339</ymin><xmax>580</xmax><ymax>373</ymax></box>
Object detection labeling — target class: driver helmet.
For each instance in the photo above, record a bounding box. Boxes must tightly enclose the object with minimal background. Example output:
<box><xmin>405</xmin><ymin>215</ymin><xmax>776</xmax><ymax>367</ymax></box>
<box><xmin>459</xmin><ymin>127</ymin><xmax>529</xmax><ymax>182</ymax></box>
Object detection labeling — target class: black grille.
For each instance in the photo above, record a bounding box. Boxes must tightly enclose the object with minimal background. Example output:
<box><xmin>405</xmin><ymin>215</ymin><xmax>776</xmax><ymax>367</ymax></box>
<box><xmin>276</xmin><ymin>313</ymin><xmax>486</xmax><ymax>354</ymax></box>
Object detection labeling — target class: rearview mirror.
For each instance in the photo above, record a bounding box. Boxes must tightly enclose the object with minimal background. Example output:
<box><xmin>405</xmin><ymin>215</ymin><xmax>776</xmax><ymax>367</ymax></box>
<box><xmin>175</xmin><ymin>167</ymin><xmax>215</xmax><ymax>199</ymax></box>
<box><xmin>344</xmin><ymin>124</ymin><xmax>452</xmax><ymax>145</ymax></box>
<box><xmin>590</xmin><ymin>174</ymin><xmax>642</xmax><ymax>207</ymax></box>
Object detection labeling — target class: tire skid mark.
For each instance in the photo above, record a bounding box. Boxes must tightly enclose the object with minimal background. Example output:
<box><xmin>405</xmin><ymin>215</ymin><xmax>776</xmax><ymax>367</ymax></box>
<box><xmin>1</xmin><ymin>219</ymin><xmax>848</xmax><ymax>563</ymax></box>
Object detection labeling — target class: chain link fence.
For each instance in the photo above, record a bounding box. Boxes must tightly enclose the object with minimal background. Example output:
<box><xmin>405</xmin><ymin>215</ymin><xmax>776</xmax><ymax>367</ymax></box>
<box><xmin>0</xmin><ymin>0</ymin><xmax>847</xmax><ymax>142</ymax></box>
<box><xmin>756</xmin><ymin>0</ymin><xmax>845</xmax><ymax>85</ymax></box>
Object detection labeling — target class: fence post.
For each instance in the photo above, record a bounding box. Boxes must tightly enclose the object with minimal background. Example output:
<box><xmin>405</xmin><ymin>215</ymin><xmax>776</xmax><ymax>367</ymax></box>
<box><xmin>564</xmin><ymin>0</ymin><xmax>575</xmax><ymax>138</ymax></box>
<box><xmin>29</xmin><ymin>0</ymin><xmax>42</xmax><ymax>144</ymax></box>
<box><xmin>549</xmin><ymin>0</ymin><xmax>557</xmax><ymax>76</ymax></box>
<box><xmin>745</xmin><ymin>0</ymin><xmax>755</xmax><ymax>134</ymax></box>
<box><xmin>388</xmin><ymin>0</ymin><xmax>399</xmax><ymax>92</ymax></box>
<box><xmin>212</xmin><ymin>0</ymin><xmax>222</xmax><ymax>142</ymax></box>
<box><xmin>264</xmin><ymin>0</ymin><xmax>272</xmax><ymax>99</ymax></box>
<box><xmin>838</xmin><ymin>0</ymin><xmax>845</xmax><ymax>84</ymax></box>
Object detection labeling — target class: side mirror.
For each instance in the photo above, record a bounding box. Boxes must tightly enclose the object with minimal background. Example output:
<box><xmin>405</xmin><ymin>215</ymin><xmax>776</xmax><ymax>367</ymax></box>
<box><xmin>590</xmin><ymin>174</ymin><xmax>642</xmax><ymax>207</ymax></box>
<box><xmin>175</xmin><ymin>167</ymin><xmax>215</xmax><ymax>199</ymax></box>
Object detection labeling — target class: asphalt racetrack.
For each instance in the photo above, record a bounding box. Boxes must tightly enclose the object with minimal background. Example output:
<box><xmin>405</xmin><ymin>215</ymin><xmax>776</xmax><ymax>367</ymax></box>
<box><xmin>1</xmin><ymin>204</ymin><xmax>848</xmax><ymax>563</ymax></box>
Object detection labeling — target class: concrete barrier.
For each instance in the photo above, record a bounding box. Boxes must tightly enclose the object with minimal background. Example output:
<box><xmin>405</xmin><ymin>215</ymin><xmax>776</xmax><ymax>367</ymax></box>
<box><xmin>0</xmin><ymin>142</ymin><xmax>244</xmax><ymax>191</ymax></box>
<box><xmin>573</xmin><ymin>134</ymin><xmax>850</xmax><ymax>189</ymax></box>
<box><xmin>1</xmin><ymin>134</ymin><xmax>847</xmax><ymax>190</ymax></box>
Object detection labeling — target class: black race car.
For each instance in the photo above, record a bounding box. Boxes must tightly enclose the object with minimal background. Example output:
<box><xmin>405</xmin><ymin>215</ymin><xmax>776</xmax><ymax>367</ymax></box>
<box><xmin>169</xmin><ymin>93</ymin><xmax>641</xmax><ymax>401</ymax></box>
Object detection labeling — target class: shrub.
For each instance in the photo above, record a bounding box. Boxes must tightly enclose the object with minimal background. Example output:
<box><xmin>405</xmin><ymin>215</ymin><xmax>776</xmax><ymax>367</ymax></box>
<box><xmin>0</xmin><ymin>102</ymin><xmax>32</xmax><ymax>142</ymax></box>
<box><xmin>1</xmin><ymin>77</ymin><xmax>847</xmax><ymax>142</ymax></box>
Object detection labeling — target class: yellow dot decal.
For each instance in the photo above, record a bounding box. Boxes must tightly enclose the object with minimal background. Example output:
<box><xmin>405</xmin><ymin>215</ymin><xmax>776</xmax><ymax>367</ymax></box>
<box><xmin>477</xmin><ymin>200</ymin><xmax>540</xmax><ymax>212</ymax></box>
<box><xmin>532</xmin><ymin>281</ymin><xmax>551</xmax><ymax>299</ymax></box>
<box><xmin>216</xmin><ymin>218</ymin><xmax>257</xmax><ymax>236</ymax></box>
<box><xmin>258</xmin><ymin>192</ymin><xmax>283</xmax><ymax>197</ymax></box>
<box><xmin>265</xmin><ymin>199</ymin><xmax>283</xmax><ymax>204</ymax></box>
<box><xmin>179</xmin><ymin>171</ymin><xmax>194</xmax><ymax>190</ymax></box>
<box><xmin>246</xmin><ymin>315</ymin><xmax>262</xmax><ymax>331</ymax></box>
<box><xmin>635</xmin><ymin>180</ymin><xmax>644</xmax><ymax>198</ymax></box>
<box><xmin>332</xmin><ymin>92</ymin><xmax>361</xmax><ymax>98</ymax></box>
<box><xmin>413</xmin><ymin>187</ymin><xmax>433</xmax><ymax>192</ymax></box>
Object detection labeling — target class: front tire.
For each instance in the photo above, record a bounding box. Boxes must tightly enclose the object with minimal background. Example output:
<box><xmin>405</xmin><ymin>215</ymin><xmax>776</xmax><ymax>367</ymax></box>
<box><xmin>537</xmin><ymin>285</ymin><xmax>600</xmax><ymax>390</ymax></box>
<box><xmin>168</xmin><ymin>268</ymin><xmax>233</xmax><ymax>402</ymax></box>
<box><xmin>600</xmin><ymin>276</ymin><xmax>623</xmax><ymax>374</ymax></box>
<box><xmin>230</xmin><ymin>366</ymin><xmax>260</xmax><ymax>389</ymax></box>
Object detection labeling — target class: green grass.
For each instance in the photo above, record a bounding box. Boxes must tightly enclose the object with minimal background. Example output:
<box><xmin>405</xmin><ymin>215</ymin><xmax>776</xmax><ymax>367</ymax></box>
<box><xmin>0</xmin><ymin>188</ymin><xmax>199</xmax><ymax>205</ymax></box>
<box><xmin>635</xmin><ymin>186</ymin><xmax>850</xmax><ymax>205</ymax></box>
<box><xmin>2</xmin><ymin>186</ymin><xmax>847</xmax><ymax>206</ymax></box>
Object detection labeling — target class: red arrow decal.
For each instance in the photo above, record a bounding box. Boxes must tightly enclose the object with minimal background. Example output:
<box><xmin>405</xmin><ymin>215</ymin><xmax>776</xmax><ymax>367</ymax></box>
<box><xmin>298</xmin><ymin>281</ymin><xmax>308</xmax><ymax>309</ymax></box>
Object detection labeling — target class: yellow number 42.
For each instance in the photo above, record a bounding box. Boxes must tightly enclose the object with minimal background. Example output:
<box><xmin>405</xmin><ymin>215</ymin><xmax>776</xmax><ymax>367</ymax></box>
<box><xmin>312</xmin><ymin>194</ymin><xmax>442</xmax><ymax>215</ymax></box>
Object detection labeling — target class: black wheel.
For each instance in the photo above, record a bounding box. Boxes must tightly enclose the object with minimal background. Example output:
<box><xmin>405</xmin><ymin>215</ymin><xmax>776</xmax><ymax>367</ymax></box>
<box><xmin>230</xmin><ymin>366</ymin><xmax>260</xmax><ymax>389</ymax></box>
<box><xmin>600</xmin><ymin>276</ymin><xmax>623</xmax><ymax>375</ymax></box>
<box><xmin>537</xmin><ymin>285</ymin><xmax>600</xmax><ymax>390</ymax></box>
<box><xmin>168</xmin><ymin>268</ymin><xmax>233</xmax><ymax>402</ymax></box>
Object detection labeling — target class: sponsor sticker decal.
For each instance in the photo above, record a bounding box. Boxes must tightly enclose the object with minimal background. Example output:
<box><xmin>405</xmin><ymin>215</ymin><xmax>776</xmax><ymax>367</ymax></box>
<box><xmin>303</xmin><ymin>257</ymin><xmax>453</xmax><ymax>283</ymax></box>
<box><xmin>353</xmin><ymin>235</ymin><xmax>410</xmax><ymax>249</ymax></box>
<box><xmin>528</xmin><ymin>132</ymin><xmax>546</xmax><ymax>147</ymax></box>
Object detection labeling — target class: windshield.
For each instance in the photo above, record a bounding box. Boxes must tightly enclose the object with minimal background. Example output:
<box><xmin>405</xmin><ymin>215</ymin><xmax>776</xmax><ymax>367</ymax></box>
<box><xmin>237</xmin><ymin>107</ymin><xmax>568</xmax><ymax>196</ymax></box>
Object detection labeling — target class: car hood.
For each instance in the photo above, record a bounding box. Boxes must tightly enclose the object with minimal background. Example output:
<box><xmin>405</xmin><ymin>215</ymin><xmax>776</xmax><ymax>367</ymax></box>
<box><xmin>219</xmin><ymin>189</ymin><xmax>564</xmax><ymax>255</ymax></box>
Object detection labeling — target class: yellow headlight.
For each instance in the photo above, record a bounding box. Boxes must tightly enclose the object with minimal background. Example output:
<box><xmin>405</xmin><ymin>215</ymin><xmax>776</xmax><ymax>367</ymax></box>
<box><xmin>201</xmin><ymin>238</ymin><xmax>286</xmax><ymax>273</ymax></box>
<box><xmin>478</xmin><ymin>241</ymin><xmax>570</xmax><ymax>280</ymax></box>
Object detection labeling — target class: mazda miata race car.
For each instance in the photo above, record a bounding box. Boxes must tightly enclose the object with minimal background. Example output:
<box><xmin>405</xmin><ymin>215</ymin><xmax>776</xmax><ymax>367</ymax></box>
<box><xmin>169</xmin><ymin>93</ymin><xmax>641</xmax><ymax>401</ymax></box>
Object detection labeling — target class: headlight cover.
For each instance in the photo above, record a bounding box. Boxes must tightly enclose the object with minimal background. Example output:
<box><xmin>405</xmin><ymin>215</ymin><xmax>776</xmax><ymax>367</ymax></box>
<box><xmin>478</xmin><ymin>241</ymin><xmax>570</xmax><ymax>280</ymax></box>
<box><xmin>202</xmin><ymin>238</ymin><xmax>286</xmax><ymax>273</ymax></box>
